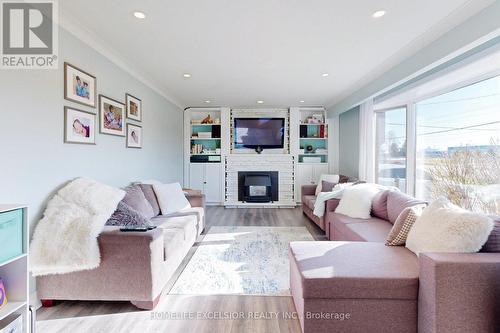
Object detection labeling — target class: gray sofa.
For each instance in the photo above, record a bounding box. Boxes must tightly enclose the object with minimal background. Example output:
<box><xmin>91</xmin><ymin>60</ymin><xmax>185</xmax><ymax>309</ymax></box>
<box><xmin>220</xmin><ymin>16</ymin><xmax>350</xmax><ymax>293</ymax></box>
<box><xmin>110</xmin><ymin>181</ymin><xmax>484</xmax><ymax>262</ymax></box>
<box><xmin>291</xmin><ymin>188</ymin><xmax>500</xmax><ymax>333</ymax></box>
<box><xmin>37</xmin><ymin>193</ymin><xmax>205</xmax><ymax>310</ymax></box>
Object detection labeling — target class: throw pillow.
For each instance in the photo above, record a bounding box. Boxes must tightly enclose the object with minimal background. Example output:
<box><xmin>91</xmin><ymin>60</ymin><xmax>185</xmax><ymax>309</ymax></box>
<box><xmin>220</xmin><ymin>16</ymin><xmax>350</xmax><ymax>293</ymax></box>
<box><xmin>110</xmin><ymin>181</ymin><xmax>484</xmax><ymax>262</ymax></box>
<box><xmin>315</xmin><ymin>174</ymin><xmax>340</xmax><ymax>196</ymax></box>
<box><xmin>386</xmin><ymin>205</ymin><xmax>425</xmax><ymax>246</ymax></box>
<box><xmin>106</xmin><ymin>201</ymin><xmax>150</xmax><ymax>227</ymax></box>
<box><xmin>339</xmin><ymin>175</ymin><xmax>350</xmax><ymax>183</ymax></box>
<box><xmin>386</xmin><ymin>190</ymin><xmax>426</xmax><ymax>224</ymax></box>
<box><xmin>122</xmin><ymin>185</ymin><xmax>155</xmax><ymax>219</ymax></box>
<box><xmin>335</xmin><ymin>183</ymin><xmax>383</xmax><ymax>219</ymax></box>
<box><xmin>371</xmin><ymin>190</ymin><xmax>390</xmax><ymax>220</ymax></box>
<box><xmin>321</xmin><ymin>180</ymin><xmax>337</xmax><ymax>192</ymax></box>
<box><xmin>153</xmin><ymin>182</ymin><xmax>191</xmax><ymax>215</ymax></box>
<box><xmin>139</xmin><ymin>184</ymin><xmax>161</xmax><ymax>216</ymax></box>
<box><xmin>406</xmin><ymin>197</ymin><xmax>494</xmax><ymax>255</ymax></box>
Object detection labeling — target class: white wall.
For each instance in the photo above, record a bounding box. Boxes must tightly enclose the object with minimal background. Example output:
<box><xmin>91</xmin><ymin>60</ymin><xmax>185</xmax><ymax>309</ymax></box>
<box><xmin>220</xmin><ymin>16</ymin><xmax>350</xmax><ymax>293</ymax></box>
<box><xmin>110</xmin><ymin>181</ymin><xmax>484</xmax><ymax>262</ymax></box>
<box><xmin>338</xmin><ymin>107</ymin><xmax>360</xmax><ymax>178</ymax></box>
<box><xmin>0</xmin><ymin>27</ymin><xmax>183</xmax><ymax>232</ymax></box>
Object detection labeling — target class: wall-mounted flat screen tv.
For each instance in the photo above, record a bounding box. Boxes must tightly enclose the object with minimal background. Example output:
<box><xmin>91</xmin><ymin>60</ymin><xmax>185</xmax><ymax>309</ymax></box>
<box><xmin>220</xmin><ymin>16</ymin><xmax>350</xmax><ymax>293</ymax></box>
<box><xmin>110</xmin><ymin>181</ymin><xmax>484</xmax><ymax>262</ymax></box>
<box><xmin>234</xmin><ymin>118</ymin><xmax>285</xmax><ymax>149</ymax></box>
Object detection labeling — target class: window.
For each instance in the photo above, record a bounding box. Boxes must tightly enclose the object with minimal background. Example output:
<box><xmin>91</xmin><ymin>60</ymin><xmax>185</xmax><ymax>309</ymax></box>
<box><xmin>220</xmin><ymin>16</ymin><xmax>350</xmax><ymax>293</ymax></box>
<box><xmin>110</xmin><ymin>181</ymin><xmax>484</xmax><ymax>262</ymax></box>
<box><xmin>375</xmin><ymin>107</ymin><xmax>407</xmax><ymax>192</ymax></box>
<box><xmin>415</xmin><ymin>76</ymin><xmax>500</xmax><ymax>214</ymax></box>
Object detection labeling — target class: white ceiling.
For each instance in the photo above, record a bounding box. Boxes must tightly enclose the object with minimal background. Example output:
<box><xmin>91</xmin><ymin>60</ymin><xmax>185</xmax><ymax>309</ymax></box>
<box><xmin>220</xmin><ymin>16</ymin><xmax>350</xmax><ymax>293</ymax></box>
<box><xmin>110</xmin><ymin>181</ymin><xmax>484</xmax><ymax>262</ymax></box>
<box><xmin>60</xmin><ymin>0</ymin><xmax>494</xmax><ymax>108</ymax></box>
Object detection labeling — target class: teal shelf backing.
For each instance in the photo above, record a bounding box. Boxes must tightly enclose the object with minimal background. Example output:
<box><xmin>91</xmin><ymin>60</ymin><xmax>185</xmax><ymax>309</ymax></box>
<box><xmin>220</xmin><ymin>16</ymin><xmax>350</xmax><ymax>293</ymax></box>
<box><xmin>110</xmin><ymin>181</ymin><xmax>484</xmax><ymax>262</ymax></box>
<box><xmin>299</xmin><ymin>139</ymin><xmax>326</xmax><ymax>150</ymax></box>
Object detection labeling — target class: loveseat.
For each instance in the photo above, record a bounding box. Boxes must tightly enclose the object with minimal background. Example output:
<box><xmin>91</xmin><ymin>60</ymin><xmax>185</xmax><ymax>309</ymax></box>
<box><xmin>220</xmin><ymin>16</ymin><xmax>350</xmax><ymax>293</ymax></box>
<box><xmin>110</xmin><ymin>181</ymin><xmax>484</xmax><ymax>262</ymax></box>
<box><xmin>301</xmin><ymin>177</ymin><xmax>350</xmax><ymax>231</ymax></box>
<box><xmin>291</xmin><ymin>189</ymin><xmax>500</xmax><ymax>332</ymax></box>
<box><xmin>37</xmin><ymin>192</ymin><xmax>205</xmax><ymax>310</ymax></box>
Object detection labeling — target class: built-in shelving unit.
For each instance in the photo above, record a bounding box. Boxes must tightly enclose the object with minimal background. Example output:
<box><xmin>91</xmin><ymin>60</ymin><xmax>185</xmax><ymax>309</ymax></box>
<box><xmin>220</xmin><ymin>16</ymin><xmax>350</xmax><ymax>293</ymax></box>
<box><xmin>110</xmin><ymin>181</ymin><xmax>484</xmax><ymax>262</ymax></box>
<box><xmin>0</xmin><ymin>205</ymin><xmax>30</xmax><ymax>333</ymax></box>
<box><xmin>290</xmin><ymin>107</ymin><xmax>331</xmax><ymax>202</ymax></box>
<box><xmin>184</xmin><ymin>108</ymin><xmax>230</xmax><ymax>204</ymax></box>
<box><xmin>184</xmin><ymin>106</ymin><xmax>331</xmax><ymax>206</ymax></box>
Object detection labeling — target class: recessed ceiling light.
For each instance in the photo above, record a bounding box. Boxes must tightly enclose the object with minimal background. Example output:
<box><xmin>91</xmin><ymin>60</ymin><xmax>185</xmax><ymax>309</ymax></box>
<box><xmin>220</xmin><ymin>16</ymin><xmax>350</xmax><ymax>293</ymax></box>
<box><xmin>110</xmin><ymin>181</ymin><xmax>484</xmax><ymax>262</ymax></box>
<box><xmin>183</xmin><ymin>73</ymin><xmax>191</xmax><ymax>78</ymax></box>
<box><xmin>205</xmin><ymin>100</ymin><xmax>211</xmax><ymax>104</ymax></box>
<box><xmin>133</xmin><ymin>11</ymin><xmax>146</xmax><ymax>19</ymax></box>
<box><xmin>300</xmin><ymin>100</ymin><xmax>305</xmax><ymax>103</ymax></box>
<box><xmin>257</xmin><ymin>100</ymin><xmax>264</xmax><ymax>104</ymax></box>
<box><xmin>322</xmin><ymin>73</ymin><xmax>329</xmax><ymax>77</ymax></box>
<box><xmin>372</xmin><ymin>10</ymin><xmax>386</xmax><ymax>18</ymax></box>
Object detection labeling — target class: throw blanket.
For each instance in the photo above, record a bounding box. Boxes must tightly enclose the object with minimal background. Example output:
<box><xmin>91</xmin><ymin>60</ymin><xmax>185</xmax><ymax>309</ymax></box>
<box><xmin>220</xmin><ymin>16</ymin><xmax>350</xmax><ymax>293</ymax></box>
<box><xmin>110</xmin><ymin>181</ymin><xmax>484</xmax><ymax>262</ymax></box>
<box><xmin>30</xmin><ymin>178</ymin><xmax>125</xmax><ymax>276</ymax></box>
<box><xmin>313</xmin><ymin>183</ymin><xmax>354</xmax><ymax>217</ymax></box>
<box><xmin>313</xmin><ymin>183</ymin><xmax>395</xmax><ymax>218</ymax></box>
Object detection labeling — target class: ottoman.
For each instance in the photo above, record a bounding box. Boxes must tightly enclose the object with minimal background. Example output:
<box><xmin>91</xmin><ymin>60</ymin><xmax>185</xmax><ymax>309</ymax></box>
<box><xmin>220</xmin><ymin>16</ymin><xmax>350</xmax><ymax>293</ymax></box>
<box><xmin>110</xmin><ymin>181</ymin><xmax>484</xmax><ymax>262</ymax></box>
<box><xmin>289</xmin><ymin>241</ymin><xmax>419</xmax><ymax>333</ymax></box>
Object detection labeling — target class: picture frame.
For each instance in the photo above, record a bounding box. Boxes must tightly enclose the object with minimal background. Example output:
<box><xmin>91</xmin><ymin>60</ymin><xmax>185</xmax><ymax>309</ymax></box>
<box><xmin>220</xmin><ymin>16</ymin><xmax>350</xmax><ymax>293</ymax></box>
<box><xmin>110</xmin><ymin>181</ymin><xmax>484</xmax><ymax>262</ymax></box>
<box><xmin>126</xmin><ymin>93</ymin><xmax>142</xmax><ymax>122</ymax></box>
<box><xmin>64</xmin><ymin>62</ymin><xmax>97</xmax><ymax>108</ymax></box>
<box><xmin>126</xmin><ymin>123</ymin><xmax>143</xmax><ymax>148</ymax></box>
<box><xmin>99</xmin><ymin>95</ymin><xmax>126</xmax><ymax>136</ymax></box>
<box><xmin>64</xmin><ymin>107</ymin><xmax>96</xmax><ymax>145</ymax></box>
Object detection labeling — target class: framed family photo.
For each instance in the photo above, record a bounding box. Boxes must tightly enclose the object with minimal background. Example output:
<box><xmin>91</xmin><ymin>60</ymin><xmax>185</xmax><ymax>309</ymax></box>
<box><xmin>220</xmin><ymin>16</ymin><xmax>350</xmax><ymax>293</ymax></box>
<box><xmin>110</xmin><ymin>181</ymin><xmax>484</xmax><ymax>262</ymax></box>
<box><xmin>127</xmin><ymin>124</ymin><xmax>142</xmax><ymax>148</ymax></box>
<box><xmin>126</xmin><ymin>93</ymin><xmax>142</xmax><ymax>121</ymax></box>
<box><xmin>64</xmin><ymin>62</ymin><xmax>97</xmax><ymax>108</ymax></box>
<box><xmin>99</xmin><ymin>95</ymin><xmax>126</xmax><ymax>136</ymax></box>
<box><xmin>64</xmin><ymin>107</ymin><xmax>96</xmax><ymax>144</ymax></box>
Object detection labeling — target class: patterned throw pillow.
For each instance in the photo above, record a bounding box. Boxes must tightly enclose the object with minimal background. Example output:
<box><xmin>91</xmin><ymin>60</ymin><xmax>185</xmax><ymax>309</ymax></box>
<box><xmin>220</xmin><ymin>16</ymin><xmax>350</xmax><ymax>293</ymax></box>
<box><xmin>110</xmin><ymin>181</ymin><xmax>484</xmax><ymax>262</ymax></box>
<box><xmin>122</xmin><ymin>185</ymin><xmax>155</xmax><ymax>219</ymax></box>
<box><xmin>106</xmin><ymin>201</ymin><xmax>150</xmax><ymax>227</ymax></box>
<box><xmin>386</xmin><ymin>205</ymin><xmax>425</xmax><ymax>246</ymax></box>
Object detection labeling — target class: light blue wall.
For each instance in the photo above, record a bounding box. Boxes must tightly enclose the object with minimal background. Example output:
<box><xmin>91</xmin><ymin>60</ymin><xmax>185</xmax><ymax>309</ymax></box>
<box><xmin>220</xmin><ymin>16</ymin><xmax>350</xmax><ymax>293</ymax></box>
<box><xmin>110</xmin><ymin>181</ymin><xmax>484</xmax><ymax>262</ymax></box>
<box><xmin>338</xmin><ymin>107</ymin><xmax>359</xmax><ymax>178</ymax></box>
<box><xmin>0</xmin><ymin>27</ymin><xmax>183</xmax><ymax>231</ymax></box>
<box><xmin>328</xmin><ymin>0</ymin><xmax>500</xmax><ymax>115</ymax></box>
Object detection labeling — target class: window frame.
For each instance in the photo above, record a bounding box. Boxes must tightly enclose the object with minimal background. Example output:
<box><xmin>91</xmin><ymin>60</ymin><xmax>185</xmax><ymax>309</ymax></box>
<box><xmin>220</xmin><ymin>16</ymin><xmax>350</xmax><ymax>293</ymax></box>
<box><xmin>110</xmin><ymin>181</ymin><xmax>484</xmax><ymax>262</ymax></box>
<box><xmin>373</xmin><ymin>58</ymin><xmax>500</xmax><ymax>197</ymax></box>
<box><xmin>374</xmin><ymin>106</ymin><xmax>409</xmax><ymax>193</ymax></box>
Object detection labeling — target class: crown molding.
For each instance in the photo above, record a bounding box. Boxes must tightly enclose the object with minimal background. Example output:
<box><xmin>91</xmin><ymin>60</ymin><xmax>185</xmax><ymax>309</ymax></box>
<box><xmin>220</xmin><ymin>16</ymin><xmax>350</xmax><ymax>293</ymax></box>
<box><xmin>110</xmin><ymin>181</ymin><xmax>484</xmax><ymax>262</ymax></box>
<box><xmin>58</xmin><ymin>8</ymin><xmax>184</xmax><ymax>109</ymax></box>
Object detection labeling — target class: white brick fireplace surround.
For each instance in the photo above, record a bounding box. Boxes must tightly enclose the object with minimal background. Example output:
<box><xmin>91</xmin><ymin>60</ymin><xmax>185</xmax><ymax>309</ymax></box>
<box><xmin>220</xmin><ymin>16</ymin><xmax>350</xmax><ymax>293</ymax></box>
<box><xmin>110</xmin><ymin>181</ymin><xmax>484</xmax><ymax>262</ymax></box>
<box><xmin>225</xmin><ymin>155</ymin><xmax>295</xmax><ymax>207</ymax></box>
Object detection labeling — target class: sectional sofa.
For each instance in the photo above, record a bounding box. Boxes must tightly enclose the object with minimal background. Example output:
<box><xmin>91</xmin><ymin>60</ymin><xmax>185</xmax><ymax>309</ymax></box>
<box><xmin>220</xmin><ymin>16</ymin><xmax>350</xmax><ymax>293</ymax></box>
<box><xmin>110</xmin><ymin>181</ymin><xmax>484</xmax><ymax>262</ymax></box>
<box><xmin>291</xmin><ymin>187</ymin><xmax>500</xmax><ymax>333</ymax></box>
<box><xmin>37</xmin><ymin>192</ymin><xmax>205</xmax><ymax>310</ymax></box>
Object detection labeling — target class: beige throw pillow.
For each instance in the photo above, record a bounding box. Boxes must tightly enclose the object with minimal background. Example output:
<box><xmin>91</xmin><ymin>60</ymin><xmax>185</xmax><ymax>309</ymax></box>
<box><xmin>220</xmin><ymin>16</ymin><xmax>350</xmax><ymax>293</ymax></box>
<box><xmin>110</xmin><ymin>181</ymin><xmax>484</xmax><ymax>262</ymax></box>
<box><xmin>386</xmin><ymin>205</ymin><xmax>425</xmax><ymax>246</ymax></box>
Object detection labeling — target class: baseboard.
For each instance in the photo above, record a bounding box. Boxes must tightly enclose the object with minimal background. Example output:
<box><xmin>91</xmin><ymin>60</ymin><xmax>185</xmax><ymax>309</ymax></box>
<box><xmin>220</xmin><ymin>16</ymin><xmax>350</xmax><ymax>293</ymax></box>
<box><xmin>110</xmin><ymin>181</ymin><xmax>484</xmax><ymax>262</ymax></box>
<box><xmin>30</xmin><ymin>291</ymin><xmax>42</xmax><ymax>310</ymax></box>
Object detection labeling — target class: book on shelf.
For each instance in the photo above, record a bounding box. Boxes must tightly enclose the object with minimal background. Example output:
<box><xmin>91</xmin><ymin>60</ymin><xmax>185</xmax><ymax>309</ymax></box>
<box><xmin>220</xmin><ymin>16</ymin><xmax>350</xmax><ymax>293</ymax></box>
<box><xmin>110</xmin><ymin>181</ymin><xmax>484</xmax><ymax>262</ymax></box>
<box><xmin>191</xmin><ymin>144</ymin><xmax>204</xmax><ymax>154</ymax></box>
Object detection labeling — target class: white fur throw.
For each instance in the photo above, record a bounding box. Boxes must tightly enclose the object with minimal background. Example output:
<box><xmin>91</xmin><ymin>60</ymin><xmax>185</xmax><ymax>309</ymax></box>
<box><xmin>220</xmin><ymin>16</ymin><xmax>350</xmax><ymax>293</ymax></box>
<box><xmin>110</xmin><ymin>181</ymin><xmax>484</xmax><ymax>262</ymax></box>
<box><xmin>406</xmin><ymin>197</ymin><xmax>494</xmax><ymax>255</ymax></box>
<box><xmin>30</xmin><ymin>178</ymin><xmax>125</xmax><ymax>276</ymax></box>
<box><xmin>335</xmin><ymin>183</ymin><xmax>385</xmax><ymax>219</ymax></box>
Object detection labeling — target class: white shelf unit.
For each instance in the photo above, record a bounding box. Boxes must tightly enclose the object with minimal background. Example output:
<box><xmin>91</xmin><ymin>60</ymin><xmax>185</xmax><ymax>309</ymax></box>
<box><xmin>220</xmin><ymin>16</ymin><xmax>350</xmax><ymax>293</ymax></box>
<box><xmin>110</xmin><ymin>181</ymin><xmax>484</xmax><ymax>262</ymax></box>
<box><xmin>290</xmin><ymin>107</ymin><xmax>331</xmax><ymax>202</ymax></box>
<box><xmin>184</xmin><ymin>107</ymin><xmax>230</xmax><ymax>205</ymax></box>
<box><xmin>0</xmin><ymin>205</ymin><xmax>29</xmax><ymax>333</ymax></box>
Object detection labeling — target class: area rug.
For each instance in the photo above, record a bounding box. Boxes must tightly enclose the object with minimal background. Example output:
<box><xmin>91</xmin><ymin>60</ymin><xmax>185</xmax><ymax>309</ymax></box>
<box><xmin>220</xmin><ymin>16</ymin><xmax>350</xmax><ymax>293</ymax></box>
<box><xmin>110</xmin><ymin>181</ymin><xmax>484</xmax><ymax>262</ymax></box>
<box><xmin>169</xmin><ymin>226</ymin><xmax>314</xmax><ymax>296</ymax></box>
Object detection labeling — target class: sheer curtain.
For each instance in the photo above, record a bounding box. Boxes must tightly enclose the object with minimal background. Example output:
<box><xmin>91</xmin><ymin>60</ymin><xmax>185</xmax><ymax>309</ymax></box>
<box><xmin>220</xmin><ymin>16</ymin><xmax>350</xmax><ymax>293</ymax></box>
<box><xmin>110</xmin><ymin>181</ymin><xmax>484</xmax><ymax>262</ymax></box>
<box><xmin>358</xmin><ymin>99</ymin><xmax>376</xmax><ymax>182</ymax></box>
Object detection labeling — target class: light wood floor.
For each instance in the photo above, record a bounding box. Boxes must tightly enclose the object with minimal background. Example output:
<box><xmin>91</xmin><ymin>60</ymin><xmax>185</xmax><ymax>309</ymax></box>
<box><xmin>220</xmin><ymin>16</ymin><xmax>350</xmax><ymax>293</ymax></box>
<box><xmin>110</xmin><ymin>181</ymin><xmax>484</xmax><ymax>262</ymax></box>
<box><xmin>37</xmin><ymin>207</ymin><xmax>325</xmax><ymax>333</ymax></box>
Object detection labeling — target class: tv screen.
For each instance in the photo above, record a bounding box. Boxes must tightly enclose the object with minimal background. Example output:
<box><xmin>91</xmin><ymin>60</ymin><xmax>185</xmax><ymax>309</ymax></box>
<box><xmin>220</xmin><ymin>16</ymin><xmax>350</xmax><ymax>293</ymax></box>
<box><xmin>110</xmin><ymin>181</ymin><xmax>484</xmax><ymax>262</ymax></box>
<box><xmin>234</xmin><ymin>118</ymin><xmax>284</xmax><ymax>149</ymax></box>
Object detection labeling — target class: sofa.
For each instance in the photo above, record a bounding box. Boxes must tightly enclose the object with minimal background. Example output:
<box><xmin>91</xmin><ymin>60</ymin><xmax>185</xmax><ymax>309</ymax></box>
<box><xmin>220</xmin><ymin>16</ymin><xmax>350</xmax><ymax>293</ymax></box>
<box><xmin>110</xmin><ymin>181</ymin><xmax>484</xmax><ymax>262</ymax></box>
<box><xmin>301</xmin><ymin>177</ymin><xmax>351</xmax><ymax>232</ymax></box>
<box><xmin>291</xmin><ymin>189</ymin><xmax>500</xmax><ymax>333</ymax></box>
<box><xmin>37</xmin><ymin>192</ymin><xmax>205</xmax><ymax>310</ymax></box>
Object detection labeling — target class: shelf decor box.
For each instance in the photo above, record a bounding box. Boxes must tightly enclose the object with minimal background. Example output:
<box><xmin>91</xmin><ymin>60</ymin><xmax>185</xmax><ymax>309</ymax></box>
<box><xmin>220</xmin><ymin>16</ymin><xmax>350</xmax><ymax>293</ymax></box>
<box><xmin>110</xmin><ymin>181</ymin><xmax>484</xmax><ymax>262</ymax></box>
<box><xmin>198</xmin><ymin>132</ymin><xmax>212</xmax><ymax>138</ymax></box>
<box><xmin>303</xmin><ymin>156</ymin><xmax>322</xmax><ymax>163</ymax></box>
<box><xmin>0</xmin><ymin>209</ymin><xmax>23</xmax><ymax>263</ymax></box>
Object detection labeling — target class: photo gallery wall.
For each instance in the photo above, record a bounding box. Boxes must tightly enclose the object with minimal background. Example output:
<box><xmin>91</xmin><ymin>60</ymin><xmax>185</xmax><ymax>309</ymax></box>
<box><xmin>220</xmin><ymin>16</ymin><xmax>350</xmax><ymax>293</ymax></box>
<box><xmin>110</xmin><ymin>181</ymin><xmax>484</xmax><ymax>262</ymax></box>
<box><xmin>63</xmin><ymin>62</ymin><xmax>143</xmax><ymax>148</ymax></box>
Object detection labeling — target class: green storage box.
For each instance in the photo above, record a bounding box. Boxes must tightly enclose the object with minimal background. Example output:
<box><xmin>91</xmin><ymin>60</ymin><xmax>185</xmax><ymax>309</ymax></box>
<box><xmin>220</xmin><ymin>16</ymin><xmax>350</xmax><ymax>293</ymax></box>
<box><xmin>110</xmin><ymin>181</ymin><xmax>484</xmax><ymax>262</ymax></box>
<box><xmin>0</xmin><ymin>209</ymin><xmax>24</xmax><ymax>263</ymax></box>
